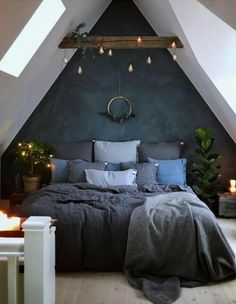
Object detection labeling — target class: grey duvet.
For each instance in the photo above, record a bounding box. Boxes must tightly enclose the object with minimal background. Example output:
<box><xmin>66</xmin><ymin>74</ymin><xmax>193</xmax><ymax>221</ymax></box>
<box><xmin>19</xmin><ymin>182</ymin><xmax>187</xmax><ymax>271</ymax></box>
<box><xmin>124</xmin><ymin>192</ymin><xmax>236</xmax><ymax>304</ymax></box>
<box><xmin>19</xmin><ymin>183</ymin><xmax>235</xmax><ymax>304</ymax></box>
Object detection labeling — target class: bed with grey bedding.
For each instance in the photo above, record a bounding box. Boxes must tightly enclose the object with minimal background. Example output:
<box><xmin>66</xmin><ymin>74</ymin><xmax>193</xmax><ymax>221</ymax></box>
<box><xmin>19</xmin><ymin>182</ymin><xmax>189</xmax><ymax>271</ymax></box>
<box><xmin>19</xmin><ymin>183</ymin><xmax>235</xmax><ymax>303</ymax></box>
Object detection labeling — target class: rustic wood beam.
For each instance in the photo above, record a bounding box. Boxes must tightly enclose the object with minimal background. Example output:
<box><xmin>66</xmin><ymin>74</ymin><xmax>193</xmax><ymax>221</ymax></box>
<box><xmin>58</xmin><ymin>36</ymin><xmax>183</xmax><ymax>49</ymax></box>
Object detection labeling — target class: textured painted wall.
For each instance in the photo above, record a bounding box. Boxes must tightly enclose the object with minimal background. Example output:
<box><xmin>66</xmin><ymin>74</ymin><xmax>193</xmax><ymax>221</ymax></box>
<box><xmin>1</xmin><ymin>0</ymin><xmax>236</xmax><ymax>198</ymax></box>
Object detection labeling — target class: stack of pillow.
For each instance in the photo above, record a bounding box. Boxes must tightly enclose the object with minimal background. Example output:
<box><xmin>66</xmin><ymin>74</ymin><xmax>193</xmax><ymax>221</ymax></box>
<box><xmin>50</xmin><ymin>140</ymin><xmax>186</xmax><ymax>187</ymax></box>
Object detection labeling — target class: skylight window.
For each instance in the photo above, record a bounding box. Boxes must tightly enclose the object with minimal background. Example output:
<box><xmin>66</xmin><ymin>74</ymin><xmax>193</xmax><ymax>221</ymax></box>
<box><xmin>0</xmin><ymin>0</ymin><xmax>65</xmax><ymax>77</ymax></box>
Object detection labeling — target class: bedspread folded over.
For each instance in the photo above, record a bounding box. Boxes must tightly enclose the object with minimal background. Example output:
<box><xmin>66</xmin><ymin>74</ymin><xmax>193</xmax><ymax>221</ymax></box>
<box><xmin>124</xmin><ymin>192</ymin><xmax>236</xmax><ymax>304</ymax></box>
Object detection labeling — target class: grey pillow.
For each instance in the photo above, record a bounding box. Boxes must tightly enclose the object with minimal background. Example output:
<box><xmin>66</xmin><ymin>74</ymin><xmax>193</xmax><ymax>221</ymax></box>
<box><xmin>121</xmin><ymin>162</ymin><xmax>158</xmax><ymax>186</ymax></box>
<box><xmin>50</xmin><ymin>141</ymin><xmax>93</xmax><ymax>161</ymax></box>
<box><xmin>94</xmin><ymin>140</ymin><xmax>140</xmax><ymax>163</ymax></box>
<box><xmin>138</xmin><ymin>142</ymin><xmax>183</xmax><ymax>162</ymax></box>
<box><xmin>68</xmin><ymin>160</ymin><xmax>106</xmax><ymax>182</ymax></box>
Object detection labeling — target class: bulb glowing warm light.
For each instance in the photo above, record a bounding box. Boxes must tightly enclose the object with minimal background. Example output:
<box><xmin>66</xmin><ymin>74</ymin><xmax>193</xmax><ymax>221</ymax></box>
<box><xmin>147</xmin><ymin>56</ymin><xmax>152</xmax><ymax>64</ymax></box>
<box><xmin>63</xmin><ymin>57</ymin><xmax>68</xmax><ymax>64</ymax></box>
<box><xmin>137</xmin><ymin>36</ymin><xmax>142</xmax><ymax>43</ymax></box>
<box><xmin>108</xmin><ymin>49</ymin><xmax>113</xmax><ymax>56</ymax></box>
<box><xmin>78</xmin><ymin>66</ymin><xmax>83</xmax><ymax>74</ymax></box>
<box><xmin>99</xmin><ymin>46</ymin><xmax>104</xmax><ymax>55</ymax></box>
<box><xmin>49</xmin><ymin>154</ymin><xmax>53</xmax><ymax>158</ymax></box>
<box><xmin>22</xmin><ymin>151</ymin><xmax>26</xmax><ymax>156</ymax></box>
<box><xmin>18</xmin><ymin>143</ymin><xmax>22</xmax><ymax>147</ymax></box>
<box><xmin>230</xmin><ymin>179</ymin><xmax>236</xmax><ymax>193</ymax></box>
<box><xmin>171</xmin><ymin>41</ymin><xmax>176</xmax><ymax>48</ymax></box>
<box><xmin>128</xmin><ymin>64</ymin><xmax>134</xmax><ymax>72</ymax></box>
<box><xmin>0</xmin><ymin>211</ymin><xmax>21</xmax><ymax>231</ymax></box>
<box><xmin>173</xmin><ymin>54</ymin><xmax>177</xmax><ymax>61</ymax></box>
<box><xmin>47</xmin><ymin>164</ymin><xmax>51</xmax><ymax>168</ymax></box>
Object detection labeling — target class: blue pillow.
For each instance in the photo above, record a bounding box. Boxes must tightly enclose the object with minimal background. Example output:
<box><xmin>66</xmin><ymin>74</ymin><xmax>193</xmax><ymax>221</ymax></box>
<box><xmin>50</xmin><ymin>158</ymin><xmax>69</xmax><ymax>183</ymax></box>
<box><xmin>148</xmin><ymin>158</ymin><xmax>187</xmax><ymax>185</ymax></box>
<box><xmin>105</xmin><ymin>163</ymin><xmax>121</xmax><ymax>171</ymax></box>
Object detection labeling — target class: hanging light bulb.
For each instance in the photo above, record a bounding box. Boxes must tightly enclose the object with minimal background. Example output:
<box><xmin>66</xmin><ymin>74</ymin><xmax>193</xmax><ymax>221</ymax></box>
<box><xmin>128</xmin><ymin>64</ymin><xmax>134</xmax><ymax>72</ymax></box>
<box><xmin>77</xmin><ymin>66</ymin><xmax>83</xmax><ymax>75</ymax></box>
<box><xmin>108</xmin><ymin>49</ymin><xmax>113</xmax><ymax>56</ymax></box>
<box><xmin>63</xmin><ymin>57</ymin><xmax>68</xmax><ymax>65</ymax></box>
<box><xmin>171</xmin><ymin>41</ymin><xmax>176</xmax><ymax>48</ymax></box>
<box><xmin>171</xmin><ymin>41</ymin><xmax>177</xmax><ymax>61</ymax></box>
<box><xmin>99</xmin><ymin>46</ymin><xmax>104</xmax><ymax>55</ymax></box>
<box><xmin>147</xmin><ymin>56</ymin><xmax>152</xmax><ymax>64</ymax></box>
<box><xmin>137</xmin><ymin>36</ymin><xmax>142</xmax><ymax>43</ymax></box>
<box><xmin>63</xmin><ymin>48</ymin><xmax>68</xmax><ymax>65</ymax></box>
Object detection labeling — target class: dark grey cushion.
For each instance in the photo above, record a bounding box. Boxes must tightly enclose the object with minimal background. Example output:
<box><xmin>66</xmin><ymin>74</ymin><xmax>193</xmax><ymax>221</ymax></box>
<box><xmin>121</xmin><ymin>162</ymin><xmax>158</xmax><ymax>186</ymax></box>
<box><xmin>138</xmin><ymin>142</ymin><xmax>183</xmax><ymax>162</ymax></box>
<box><xmin>50</xmin><ymin>141</ymin><xmax>93</xmax><ymax>161</ymax></box>
<box><xmin>50</xmin><ymin>158</ymin><xmax>70</xmax><ymax>183</ymax></box>
<box><xmin>68</xmin><ymin>160</ymin><xmax>106</xmax><ymax>182</ymax></box>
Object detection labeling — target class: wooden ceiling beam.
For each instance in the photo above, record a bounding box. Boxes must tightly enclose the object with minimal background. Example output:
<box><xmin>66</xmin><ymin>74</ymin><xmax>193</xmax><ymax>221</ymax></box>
<box><xmin>58</xmin><ymin>36</ymin><xmax>183</xmax><ymax>49</ymax></box>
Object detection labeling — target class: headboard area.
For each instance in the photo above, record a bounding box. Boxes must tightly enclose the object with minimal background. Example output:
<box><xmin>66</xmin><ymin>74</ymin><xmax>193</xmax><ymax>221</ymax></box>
<box><xmin>49</xmin><ymin>140</ymin><xmax>184</xmax><ymax>162</ymax></box>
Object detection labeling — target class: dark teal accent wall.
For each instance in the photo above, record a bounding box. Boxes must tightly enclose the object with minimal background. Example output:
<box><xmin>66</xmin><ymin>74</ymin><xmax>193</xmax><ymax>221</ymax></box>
<box><xmin>1</xmin><ymin>0</ymin><xmax>236</xmax><ymax>198</ymax></box>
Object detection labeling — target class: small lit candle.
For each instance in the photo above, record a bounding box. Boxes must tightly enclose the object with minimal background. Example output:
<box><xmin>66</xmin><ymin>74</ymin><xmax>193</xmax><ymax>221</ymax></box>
<box><xmin>229</xmin><ymin>179</ymin><xmax>236</xmax><ymax>193</ymax></box>
<box><xmin>0</xmin><ymin>211</ymin><xmax>21</xmax><ymax>231</ymax></box>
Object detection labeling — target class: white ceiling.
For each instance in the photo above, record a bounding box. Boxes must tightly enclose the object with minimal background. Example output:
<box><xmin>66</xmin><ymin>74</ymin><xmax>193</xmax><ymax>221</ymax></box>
<box><xmin>0</xmin><ymin>0</ymin><xmax>236</xmax><ymax>159</ymax></box>
<box><xmin>198</xmin><ymin>0</ymin><xmax>236</xmax><ymax>30</ymax></box>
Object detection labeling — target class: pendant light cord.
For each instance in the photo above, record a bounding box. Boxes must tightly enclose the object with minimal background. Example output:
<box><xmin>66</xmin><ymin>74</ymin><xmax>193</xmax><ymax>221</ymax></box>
<box><xmin>118</xmin><ymin>67</ymin><xmax>121</xmax><ymax>96</ymax></box>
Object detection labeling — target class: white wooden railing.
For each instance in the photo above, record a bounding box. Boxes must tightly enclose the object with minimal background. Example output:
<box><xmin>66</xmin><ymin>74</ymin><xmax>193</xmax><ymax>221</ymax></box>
<box><xmin>0</xmin><ymin>216</ymin><xmax>56</xmax><ymax>304</ymax></box>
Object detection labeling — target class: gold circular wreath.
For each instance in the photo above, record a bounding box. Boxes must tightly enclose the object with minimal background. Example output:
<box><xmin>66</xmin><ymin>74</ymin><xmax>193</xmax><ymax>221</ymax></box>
<box><xmin>106</xmin><ymin>96</ymin><xmax>134</xmax><ymax>123</ymax></box>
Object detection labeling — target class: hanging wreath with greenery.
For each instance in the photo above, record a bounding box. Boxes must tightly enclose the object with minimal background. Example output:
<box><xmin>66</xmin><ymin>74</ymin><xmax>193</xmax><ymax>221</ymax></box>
<box><xmin>100</xmin><ymin>96</ymin><xmax>135</xmax><ymax>123</ymax></box>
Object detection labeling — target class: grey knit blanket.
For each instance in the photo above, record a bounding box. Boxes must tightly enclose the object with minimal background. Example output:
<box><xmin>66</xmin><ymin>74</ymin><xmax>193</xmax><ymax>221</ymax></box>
<box><xmin>124</xmin><ymin>192</ymin><xmax>236</xmax><ymax>304</ymax></box>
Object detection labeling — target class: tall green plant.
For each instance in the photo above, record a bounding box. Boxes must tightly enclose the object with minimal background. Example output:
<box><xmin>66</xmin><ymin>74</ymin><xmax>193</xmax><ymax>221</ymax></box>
<box><xmin>192</xmin><ymin>128</ymin><xmax>221</xmax><ymax>204</ymax></box>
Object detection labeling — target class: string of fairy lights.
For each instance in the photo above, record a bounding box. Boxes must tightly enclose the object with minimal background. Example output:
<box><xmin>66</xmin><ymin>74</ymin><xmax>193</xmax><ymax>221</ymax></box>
<box><xmin>63</xmin><ymin>36</ymin><xmax>177</xmax><ymax>75</ymax></box>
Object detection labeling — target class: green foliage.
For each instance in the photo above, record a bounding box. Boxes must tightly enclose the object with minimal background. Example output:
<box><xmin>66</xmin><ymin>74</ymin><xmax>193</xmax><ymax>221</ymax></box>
<box><xmin>191</xmin><ymin>128</ymin><xmax>221</xmax><ymax>203</ymax></box>
<box><xmin>71</xmin><ymin>23</ymin><xmax>88</xmax><ymax>41</ymax></box>
<box><xmin>15</xmin><ymin>141</ymin><xmax>52</xmax><ymax>176</ymax></box>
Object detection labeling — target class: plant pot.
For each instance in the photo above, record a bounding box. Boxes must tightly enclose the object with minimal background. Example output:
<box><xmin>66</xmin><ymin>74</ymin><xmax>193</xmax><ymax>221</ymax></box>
<box><xmin>23</xmin><ymin>176</ymin><xmax>41</xmax><ymax>193</ymax></box>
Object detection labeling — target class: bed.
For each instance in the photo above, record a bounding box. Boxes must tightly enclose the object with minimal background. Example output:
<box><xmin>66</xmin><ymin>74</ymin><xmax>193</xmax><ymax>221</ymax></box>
<box><xmin>18</xmin><ymin>140</ymin><xmax>236</xmax><ymax>304</ymax></box>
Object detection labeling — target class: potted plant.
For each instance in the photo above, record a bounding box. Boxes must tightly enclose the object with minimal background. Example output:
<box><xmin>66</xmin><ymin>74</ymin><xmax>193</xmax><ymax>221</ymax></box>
<box><xmin>191</xmin><ymin>127</ymin><xmax>221</xmax><ymax>211</ymax></box>
<box><xmin>15</xmin><ymin>140</ymin><xmax>52</xmax><ymax>193</ymax></box>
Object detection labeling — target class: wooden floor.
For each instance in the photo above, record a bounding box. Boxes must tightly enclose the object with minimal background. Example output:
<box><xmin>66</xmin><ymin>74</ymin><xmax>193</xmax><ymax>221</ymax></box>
<box><xmin>56</xmin><ymin>218</ymin><xmax>236</xmax><ymax>304</ymax></box>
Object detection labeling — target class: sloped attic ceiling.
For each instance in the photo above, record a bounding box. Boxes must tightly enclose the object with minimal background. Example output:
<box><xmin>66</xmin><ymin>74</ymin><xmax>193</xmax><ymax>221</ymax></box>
<box><xmin>134</xmin><ymin>0</ymin><xmax>236</xmax><ymax>143</ymax></box>
<box><xmin>1</xmin><ymin>0</ymin><xmax>236</xmax><ymax>158</ymax></box>
<box><xmin>198</xmin><ymin>0</ymin><xmax>236</xmax><ymax>30</ymax></box>
<box><xmin>0</xmin><ymin>0</ymin><xmax>111</xmax><ymax>155</ymax></box>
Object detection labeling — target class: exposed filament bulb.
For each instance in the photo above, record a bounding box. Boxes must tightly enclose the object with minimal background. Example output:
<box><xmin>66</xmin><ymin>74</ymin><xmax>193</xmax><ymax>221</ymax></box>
<box><xmin>128</xmin><ymin>64</ymin><xmax>134</xmax><ymax>72</ymax></box>
<box><xmin>99</xmin><ymin>46</ymin><xmax>104</xmax><ymax>55</ymax></box>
